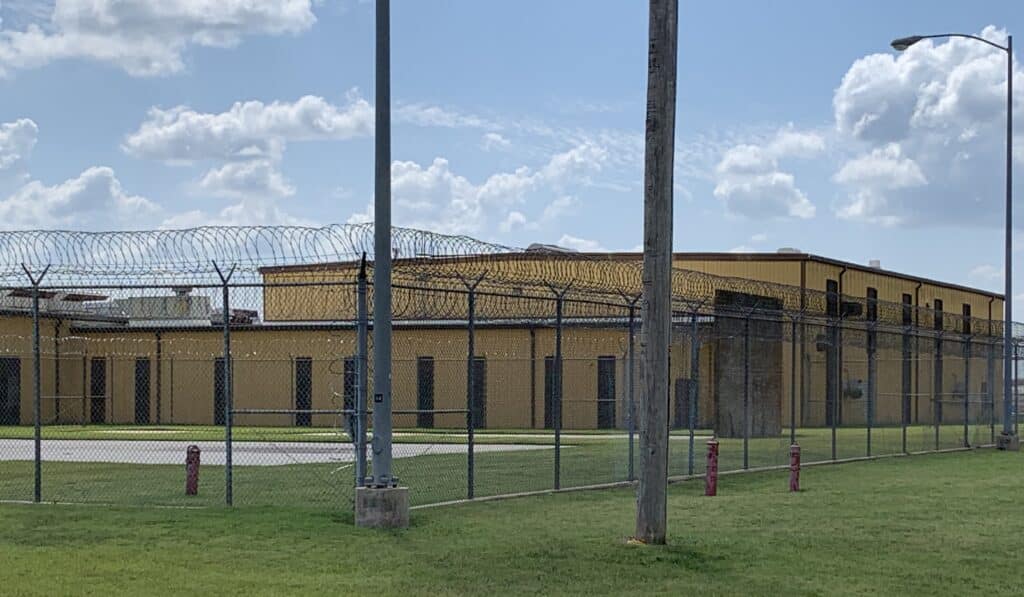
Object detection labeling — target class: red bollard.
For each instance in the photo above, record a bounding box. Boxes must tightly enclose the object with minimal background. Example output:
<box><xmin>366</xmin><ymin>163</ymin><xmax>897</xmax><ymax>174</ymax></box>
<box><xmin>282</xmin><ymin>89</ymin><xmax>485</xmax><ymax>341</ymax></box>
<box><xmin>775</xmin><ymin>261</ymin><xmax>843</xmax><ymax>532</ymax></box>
<box><xmin>185</xmin><ymin>445</ymin><xmax>200</xmax><ymax>496</ymax></box>
<box><xmin>789</xmin><ymin>443</ymin><xmax>801</xmax><ymax>493</ymax></box>
<box><xmin>705</xmin><ymin>439</ymin><xmax>719</xmax><ymax>496</ymax></box>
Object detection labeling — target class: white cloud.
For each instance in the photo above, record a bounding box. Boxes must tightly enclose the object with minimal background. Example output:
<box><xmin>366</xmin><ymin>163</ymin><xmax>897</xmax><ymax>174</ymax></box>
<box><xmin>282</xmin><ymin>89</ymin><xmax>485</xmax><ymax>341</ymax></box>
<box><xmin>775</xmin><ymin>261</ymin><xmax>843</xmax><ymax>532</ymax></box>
<box><xmin>713</xmin><ymin>128</ymin><xmax>821</xmax><ymax>220</ymax></box>
<box><xmin>396</xmin><ymin>103</ymin><xmax>495</xmax><ymax>129</ymax></box>
<box><xmin>377</xmin><ymin>142</ymin><xmax>607</xmax><ymax>235</ymax></box>
<box><xmin>0</xmin><ymin>0</ymin><xmax>318</xmax><ymax>77</ymax></box>
<box><xmin>481</xmin><ymin>132</ymin><xmax>511</xmax><ymax>151</ymax></box>
<box><xmin>198</xmin><ymin>160</ymin><xmax>295</xmax><ymax>199</ymax></box>
<box><xmin>749</xmin><ymin>232</ymin><xmax>768</xmax><ymax>243</ymax></box>
<box><xmin>541</xmin><ymin>195</ymin><xmax>577</xmax><ymax>222</ymax></box>
<box><xmin>124</xmin><ymin>93</ymin><xmax>373</xmax><ymax>162</ymax></box>
<box><xmin>833</xmin><ymin>26</ymin><xmax>1022</xmax><ymax>226</ymax></box>
<box><xmin>0</xmin><ymin>166</ymin><xmax>157</xmax><ymax>229</ymax></box>
<box><xmin>0</xmin><ymin>118</ymin><xmax>38</xmax><ymax>170</ymax></box>
<box><xmin>499</xmin><ymin>210</ymin><xmax>528</xmax><ymax>232</ymax></box>
<box><xmin>557</xmin><ymin>234</ymin><xmax>604</xmax><ymax>252</ymax></box>
<box><xmin>968</xmin><ymin>264</ymin><xmax>1003</xmax><ymax>286</ymax></box>
<box><xmin>161</xmin><ymin>198</ymin><xmax>305</xmax><ymax>228</ymax></box>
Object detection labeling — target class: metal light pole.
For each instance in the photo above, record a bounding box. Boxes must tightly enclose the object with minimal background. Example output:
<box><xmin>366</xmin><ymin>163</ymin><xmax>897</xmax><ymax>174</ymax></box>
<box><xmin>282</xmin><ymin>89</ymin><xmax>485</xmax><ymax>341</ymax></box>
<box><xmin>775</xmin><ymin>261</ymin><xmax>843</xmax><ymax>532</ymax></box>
<box><xmin>372</xmin><ymin>0</ymin><xmax>395</xmax><ymax>485</ymax></box>
<box><xmin>891</xmin><ymin>33</ymin><xmax>1016</xmax><ymax>445</ymax></box>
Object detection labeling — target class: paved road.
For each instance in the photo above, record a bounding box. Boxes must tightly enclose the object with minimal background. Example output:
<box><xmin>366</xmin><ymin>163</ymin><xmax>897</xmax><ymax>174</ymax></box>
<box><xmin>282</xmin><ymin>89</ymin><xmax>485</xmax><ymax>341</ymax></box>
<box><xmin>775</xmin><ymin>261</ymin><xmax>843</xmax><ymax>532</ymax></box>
<box><xmin>0</xmin><ymin>439</ymin><xmax>552</xmax><ymax>467</ymax></box>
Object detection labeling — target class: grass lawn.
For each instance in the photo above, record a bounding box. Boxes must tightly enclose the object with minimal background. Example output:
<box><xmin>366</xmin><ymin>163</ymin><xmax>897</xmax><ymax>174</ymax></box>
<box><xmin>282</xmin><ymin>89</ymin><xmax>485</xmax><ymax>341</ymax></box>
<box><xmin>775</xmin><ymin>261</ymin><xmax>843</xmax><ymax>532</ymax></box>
<box><xmin>0</xmin><ymin>424</ymin><xmax>997</xmax><ymax>508</ymax></box>
<box><xmin>0</xmin><ymin>450</ymin><xmax>1019</xmax><ymax>596</ymax></box>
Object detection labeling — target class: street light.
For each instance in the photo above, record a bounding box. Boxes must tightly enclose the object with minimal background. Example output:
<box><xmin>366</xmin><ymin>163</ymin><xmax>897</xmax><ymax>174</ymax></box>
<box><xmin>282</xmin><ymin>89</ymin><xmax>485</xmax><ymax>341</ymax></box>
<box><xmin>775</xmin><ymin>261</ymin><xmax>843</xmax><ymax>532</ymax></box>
<box><xmin>890</xmin><ymin>32</ymin><xmax>1017</xmax><ymax>447</ymax></box>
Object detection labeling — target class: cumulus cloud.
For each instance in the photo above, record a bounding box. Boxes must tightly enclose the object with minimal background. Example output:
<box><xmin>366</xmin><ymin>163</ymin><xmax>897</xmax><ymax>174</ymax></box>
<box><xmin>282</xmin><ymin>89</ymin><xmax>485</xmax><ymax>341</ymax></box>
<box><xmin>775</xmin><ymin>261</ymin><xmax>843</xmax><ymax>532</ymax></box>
<box><xmin>713</xmin><ymin>128</ymin><xmax>822</xmax><ymax>219</ymax></box>
<box><xmin>0</xmin><ymin>0</ymin><xmax>318</xmax><ymax>77</ymax></box>
<box><xmin>124</xmin><ymin>94</ymin><xmax>373</xmax><ymax>162</ymax></box>
<box><xmin>198</xmin><ymin>160</ymin><xmax>295</xmax><ymax>199</ymax></box>
<box><xmin>374</xmin><ymin>142</ymin><xmax>607</xmax><ymax>235</ymax></box>
<box><xmin>832</xmin><ymin>26</ymin><xmax>1022</xmax><ymax>227</ymax></box>
<box><xmin>0</xmin><ymin>118</ymin><xmax>38</xmax><ymax>170</ymax></box>
<box><xmin>481</xmin><ymin>132</ymin><xmax>511</xmax><ymax>151</ymax></box>
<box><xmin>0</xmin><ymin>166</ymin><xmax>158</xmax><ymax>229</ymax></box>
<box><xmin>557</xmin><ymin>234</ymin><xmax>604</xmax><ymax>252</ymax></box>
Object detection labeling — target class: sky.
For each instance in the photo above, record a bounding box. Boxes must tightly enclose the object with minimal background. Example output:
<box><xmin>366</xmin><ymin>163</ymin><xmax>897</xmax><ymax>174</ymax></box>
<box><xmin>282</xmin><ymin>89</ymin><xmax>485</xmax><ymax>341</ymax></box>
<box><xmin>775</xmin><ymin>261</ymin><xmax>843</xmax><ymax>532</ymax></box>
<box><xmin>0</xmin><ymin>1</ymin><xmax>1022</xmax><ymax>308</ymax></box>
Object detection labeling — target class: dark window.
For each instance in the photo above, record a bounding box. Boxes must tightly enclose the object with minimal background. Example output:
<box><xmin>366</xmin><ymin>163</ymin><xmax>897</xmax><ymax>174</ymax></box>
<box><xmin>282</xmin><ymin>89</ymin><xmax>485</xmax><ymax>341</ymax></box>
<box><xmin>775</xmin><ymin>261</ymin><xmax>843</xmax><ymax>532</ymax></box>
<box><xmin>902</xmin><ymin>293</ymin><xmax>913</xmax><ymax>326</ymax></box>
<box><xmin>963</xmin><ymin>304</ymin><xmax>972</xmax><ymax>335</ymax></box>
<box><xmin>866</xmin><ymin>288</ymin><xmax>878</xmax><ymax>322</ymax></box>
<box><xmin>134</xmin><ymin>358</ymin><xmax>150</xmax><ymax>425</ymax></box>
<box><xmin>826</xmin><ymin>279</ymin><xmax>839</xmax><ymax>318</ymax></box>
<box><xmin>543</xmin><ymin>356</ymin><xmax>555</xmax><ymax>429</ymax></box>
<box><xmin>90</xmin><ymin>357</ymin><xmax>107</xmax><ymax>424</ymax></box>
<box><xmin>294</xmin><ymin>357</ymin><xmax>312</xmax><ymax>427</ymax></box>
<box><xmin>0</xmin><ymin>357</ymin><xmax>21</xmax><ymax>425</ymax></box>
<box><xmin>343</xmin><ymin>358</ymin><xmax>356</xmax><ymax>414</ymax></box>
<box><xmin>597</xmin><ymin>356</ymin><xmax>616</xmax><ymax>429</ymax></box>
<box><xmin>417</xmin><ymin>357</ymin><xmax>434</xmax><ymax>428</ymax></box>
<box><xmin>934</xmin><ymin>299</ymin><xmax>944</xmax><ymax>331</ymax></box>
<box><xmin>213</xmin><ymin>357</ymin><xmax>226</xmax><ymax>426</ymax></box>
<box><xmin>470</xmin><ymin>357</ymin><xmax>486</xmax><ymax>429</ymax></box>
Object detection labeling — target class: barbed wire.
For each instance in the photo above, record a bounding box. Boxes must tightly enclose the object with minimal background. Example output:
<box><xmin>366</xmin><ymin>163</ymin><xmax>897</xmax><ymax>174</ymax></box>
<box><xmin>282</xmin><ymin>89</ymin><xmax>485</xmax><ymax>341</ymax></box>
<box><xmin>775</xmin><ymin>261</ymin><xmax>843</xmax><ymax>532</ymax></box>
<box><xmin>0</xmin><ymin>224</ymin><xmax>1017</xmax><ymax>338</ymax></box>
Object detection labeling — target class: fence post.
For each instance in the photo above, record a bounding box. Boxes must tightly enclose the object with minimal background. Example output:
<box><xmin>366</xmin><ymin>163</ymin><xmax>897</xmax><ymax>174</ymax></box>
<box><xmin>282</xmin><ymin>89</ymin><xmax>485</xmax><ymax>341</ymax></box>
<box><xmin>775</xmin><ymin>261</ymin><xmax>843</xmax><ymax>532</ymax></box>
<box><xmin>213</xmin><ymin>261</ymin><xmax>236</xmax><ymax>506</ymax></box>
<box><xmin>705</xmin><ymin>439</ymin><xmax>718</xmax><ymax>496</ymax></box>
<box><xmin>964</xmin><ymin>335</ymin><xmax>971</xmax><ymax>447</ymax></box>
<box><xmin>1015</xmin><ymin>342</ymin><xmax>1020</xmax><ymax>437</ymax></box>
<box><xmin>902</xmin><ymin>323</ymin><xmax>911</xmax><ymax>454</ymax></box>
<box><xmin>687</xmin><ymin>303</ymin><xmax>700</xmax><ymax>476</ymax></box>
<box><xmin>935</xmin><ymin>330</ymin><xmax>942</xmax><ymax>451</ymax></box>
<box><xmin>742</xmin><ymin>312</ymin><xmax>750</xmax><ymax>471</ymax></box>
<box><xmin>789</xmin><ymin>443</ymin><xmax>800</xmax><ymax>492</ymax></box>
<box><xmin>867</xmin><ymin>319</ymin><xmax>876</xmax><ymax>458</ymax></box>
<box><xmin>987</xmin><ymin>338</ymin><xmax>996</xmax><ymax>444</ymax></box>
<box><xmin>625</xmin><ymin>296</ymin><xmax>638</xmax><ymax>482</ymax></box>
<box><xmin>552</xmin><ymin>288</ymin><xmax>565</xmax><ymax>490</ymax></box>
<box><xmin>790</xmin><ymin>315</ymin><xmax>798</xmax><ymax>446</ymax></box>
<box><xmin>22</xmin><ymin>264</ymin><xmax>48</xmax><ymax>504</ymax></box>
<box><xmin>355</xmin><ymin>255</ymin><xmax>369</xmax><ymax>488</ymax></box>
<box><xmin>460</xmin><ymin>273</ymin><xmax>485</xmax><ymax>500</ymax></box>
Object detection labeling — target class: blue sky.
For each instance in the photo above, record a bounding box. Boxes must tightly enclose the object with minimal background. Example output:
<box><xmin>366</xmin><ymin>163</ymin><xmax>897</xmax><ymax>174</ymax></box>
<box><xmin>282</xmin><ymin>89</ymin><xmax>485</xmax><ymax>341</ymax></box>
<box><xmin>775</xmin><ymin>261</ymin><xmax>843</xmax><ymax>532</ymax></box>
<box><xmin>0</xmin><ymin>1</ymin><xmax>1022</xmax><ymax>306</ymax></box>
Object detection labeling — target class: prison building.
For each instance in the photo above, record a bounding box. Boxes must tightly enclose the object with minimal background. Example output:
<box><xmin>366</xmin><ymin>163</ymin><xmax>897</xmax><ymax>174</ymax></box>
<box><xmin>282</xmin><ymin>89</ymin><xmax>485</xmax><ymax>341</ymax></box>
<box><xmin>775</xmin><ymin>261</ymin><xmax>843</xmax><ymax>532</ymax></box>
<box><xmin>0</xmin><ymin>249</ymin><xmax>1005</xmax><ymax>435</ymax></box>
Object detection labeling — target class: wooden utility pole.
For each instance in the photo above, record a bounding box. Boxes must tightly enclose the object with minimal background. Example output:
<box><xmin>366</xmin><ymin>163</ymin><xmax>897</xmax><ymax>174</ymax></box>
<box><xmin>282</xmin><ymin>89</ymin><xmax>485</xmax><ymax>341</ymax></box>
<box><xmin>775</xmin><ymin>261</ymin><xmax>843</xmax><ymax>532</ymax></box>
<box><xmin>635</xmin><ymin>0</ymin><xmax>677</xmax><ymax>545</ymax></box>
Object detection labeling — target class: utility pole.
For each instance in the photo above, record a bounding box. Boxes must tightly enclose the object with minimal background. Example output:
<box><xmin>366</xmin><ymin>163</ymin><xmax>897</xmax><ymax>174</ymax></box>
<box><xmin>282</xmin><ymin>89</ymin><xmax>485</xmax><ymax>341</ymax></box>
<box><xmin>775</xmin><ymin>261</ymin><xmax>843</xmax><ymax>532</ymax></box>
<box><xmin>635</xmin><ymin>0</ymin><xmax>678</xmax><ymax>545</ymax></box>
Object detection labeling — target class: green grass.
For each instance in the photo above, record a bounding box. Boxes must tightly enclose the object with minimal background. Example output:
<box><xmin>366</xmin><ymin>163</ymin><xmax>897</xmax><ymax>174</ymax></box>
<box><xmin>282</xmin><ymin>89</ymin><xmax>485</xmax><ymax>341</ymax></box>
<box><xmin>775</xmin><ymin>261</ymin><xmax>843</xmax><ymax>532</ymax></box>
<box><xmin>0</xmin><ymin>424</ymin><xmax>997</xmax><ymax>508</ymax></box>
<box><xmin>0</xmin><ymin>450</ymin><xmax>1019</xmax><ymax>596</ymax></box>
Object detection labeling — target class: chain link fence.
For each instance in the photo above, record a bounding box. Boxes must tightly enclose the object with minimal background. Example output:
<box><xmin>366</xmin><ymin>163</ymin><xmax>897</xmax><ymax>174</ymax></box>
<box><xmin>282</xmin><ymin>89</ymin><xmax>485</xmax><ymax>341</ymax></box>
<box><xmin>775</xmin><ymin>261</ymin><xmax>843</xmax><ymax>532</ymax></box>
<box><xmin>0</xmin><ymin>225</ymin><xmax>1017</xmax><ymax>510</ymax></box>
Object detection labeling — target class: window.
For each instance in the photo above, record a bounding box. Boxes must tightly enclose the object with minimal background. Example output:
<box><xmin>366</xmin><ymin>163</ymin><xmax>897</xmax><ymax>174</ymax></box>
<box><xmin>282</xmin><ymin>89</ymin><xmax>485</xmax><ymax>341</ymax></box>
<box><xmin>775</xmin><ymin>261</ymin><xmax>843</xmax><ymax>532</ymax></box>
<box><xmin>416</xmin><ymin>357</ymin><xmax>434</xmax><ymax>428</ymax></box>
<box><xmin>91</xmin><ymin>357</ymin><xmax>107</xmax><ymax>424</ymax></box>
<box><xmin>0</xmin><ymin>358</ymin><xmax>21</xmax><ymax>425</ymax></box>
<box><xmin>294</xmin><ymin>357</ymin><xmax>312</xmax><ymax>427</ymax></box>
<box><xmin>597</xmin><ymin>356</ymin><xmax>616</xmax><ymax>429</ymax></box>
<box><xmin>934</xmin><ymin>299</ymin><xmax>944</xmax><ymax>331</ymax></box>
<box><xmin>902</xmin><ymin>294</ymin><xmax>913</xmax><ymax>326</ymax></box>
<box><xmin>470</xmin><ymin>357</ymin><xmax>486</xmax><ymax>429</ymax></box>
<box><xmin>866</xmin><ymin>288</ymin><xmax>878</xmax><ymax>322</ymax></box>
<box><xmin>544</xmin><ymin>356</ymin><xmax>555</xmax><ymax>429</ymax></box>
<box><xmin>343</xmin><ymin>358</ymin><xmax>356</xmax><ymax>415</ymax></box>
<box><xmin>826</xmin><ymin>280</ymin><xmax>839</xmax><ymax>318</ymax></box>
<box><xmin>213</xmin><ymin>357</ymin><xmax>225</xmax><ymax>426</ymax></box>
<box><xmin>134</xmin><ymin>358</ymin><xmax>151</xmax><ymax>425</ymax></box>
<box><xmin>962</xmin><ymin>304</ymin><xmax>972</xmax><ymax>335</ymax></box>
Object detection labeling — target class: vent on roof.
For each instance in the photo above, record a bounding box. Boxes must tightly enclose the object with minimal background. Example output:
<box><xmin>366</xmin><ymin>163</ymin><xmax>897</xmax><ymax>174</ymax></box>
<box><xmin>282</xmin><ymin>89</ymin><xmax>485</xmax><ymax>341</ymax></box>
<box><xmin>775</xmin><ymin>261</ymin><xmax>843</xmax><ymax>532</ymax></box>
<box><xmin>868</xmin><ymin>259</ymin><xmax>882</xmax><ymax>269</ymax></box>
<box><xmin>776</xmin><ymin>247</ymin><xmax>801</xmax><ymax>254</ymax></box>
<box><xmin>526</xmin><ymin>243</ymin><xmax>577</xmax><ymax>254</ymax></box>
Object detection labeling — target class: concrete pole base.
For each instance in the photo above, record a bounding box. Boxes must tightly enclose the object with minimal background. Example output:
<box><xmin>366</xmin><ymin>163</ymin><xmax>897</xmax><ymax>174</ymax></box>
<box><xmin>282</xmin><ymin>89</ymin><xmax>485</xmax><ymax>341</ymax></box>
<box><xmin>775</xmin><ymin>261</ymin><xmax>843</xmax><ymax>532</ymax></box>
<box><xmin>996</xmin><ymin>432</ymin><xmax>1020</xmax><ymax>451</ymax></box>
<box><xmin>355</xmin><ymin>486</ymin><xmax>410</xmax><ymax>529</ymax></box>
